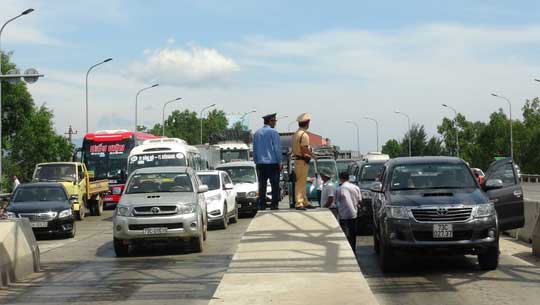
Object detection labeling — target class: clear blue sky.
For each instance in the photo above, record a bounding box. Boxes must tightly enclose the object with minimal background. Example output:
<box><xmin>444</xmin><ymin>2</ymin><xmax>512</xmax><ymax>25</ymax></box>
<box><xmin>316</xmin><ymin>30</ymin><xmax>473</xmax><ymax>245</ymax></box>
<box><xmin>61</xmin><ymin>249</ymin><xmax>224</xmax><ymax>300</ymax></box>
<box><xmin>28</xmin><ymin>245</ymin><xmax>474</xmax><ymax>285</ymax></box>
<box><xmin>2</xmin><ymin>0</ymin><xmax>540</xmax><ymax>151</ymax></box>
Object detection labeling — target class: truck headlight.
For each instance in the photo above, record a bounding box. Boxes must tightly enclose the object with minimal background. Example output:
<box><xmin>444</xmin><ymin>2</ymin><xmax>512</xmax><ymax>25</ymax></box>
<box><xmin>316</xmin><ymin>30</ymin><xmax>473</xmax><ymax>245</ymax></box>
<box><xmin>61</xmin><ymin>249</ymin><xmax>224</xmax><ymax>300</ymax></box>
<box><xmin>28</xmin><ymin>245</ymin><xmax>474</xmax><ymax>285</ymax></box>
<box><xmin>386</xmin><ymin>206</ymin><xmax>409</xmax><ymax>220</ymax></box>
<box><xmin>207</xmin><ymin>194</ymin><xmax>222</xmax><ymax>202</ymax></box>
<box><xmin>361</xmin><ymin>190</ymin><xmax>372</xmax><ymax>199</ymax></box>
<box><xmin>474</xmin><ymin>203</ymin><xmax>495</xmax><ymax>218</ymax></box>
<box><xmin>112</xmin><ymin>187</ymin><xmax>122</xmax><ymax>195</ymax></box>
<box><xmin>58</xmin><ymin>209</ymin><xmax>73</xmax><ymax>219</ymax></box>
<box><xmin>247</xmin><ymin>191</ymin><xmax>258</xmax><ymax>198</ymax></box>
<box><xmin>116</xmin><ymin>206</ymin><xmax>132</xmax><ymax>217</ymax></box>
<box><xmin>178</xmin><ymin>204</ymin><xmax>197</xmax><ymax>214</ymax></box>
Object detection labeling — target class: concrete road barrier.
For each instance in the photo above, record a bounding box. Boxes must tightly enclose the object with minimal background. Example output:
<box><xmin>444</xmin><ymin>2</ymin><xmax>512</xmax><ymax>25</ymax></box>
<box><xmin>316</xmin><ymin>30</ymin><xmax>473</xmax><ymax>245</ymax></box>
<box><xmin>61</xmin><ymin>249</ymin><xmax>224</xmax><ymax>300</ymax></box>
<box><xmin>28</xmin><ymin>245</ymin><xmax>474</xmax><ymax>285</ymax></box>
<box><xmin>209</xmin><ymin>210</ymin><xmax>379</xmax><ymax>305</ymax></box>
<box><xmin>0</xmin><ymin>218</ymin><xmax>40</xmax><ymax>287</ymax></box>
<box><xmin>506</xmin><ymin>200</ymin><xmax>540</xmax><ymax>244</ymax></box>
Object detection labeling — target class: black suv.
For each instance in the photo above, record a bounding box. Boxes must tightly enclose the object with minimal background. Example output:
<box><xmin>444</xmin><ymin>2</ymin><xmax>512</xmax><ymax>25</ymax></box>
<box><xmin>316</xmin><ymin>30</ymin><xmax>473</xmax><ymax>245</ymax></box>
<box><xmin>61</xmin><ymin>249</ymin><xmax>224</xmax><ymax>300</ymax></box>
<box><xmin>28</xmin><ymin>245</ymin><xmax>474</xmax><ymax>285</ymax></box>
<box><xmin>6</xmin><ymin>183</ymin><xmax>76</xmax><ymax>238</ymax></box>
<box><xmin>371</xmin><ymin>157</ymin><xmax>524</xmax><ymax>272</ymax></box>
<box><xmin>352</xmin><ymin>160</ymin><xmax>387</xmax><ymax>233</ymax></box>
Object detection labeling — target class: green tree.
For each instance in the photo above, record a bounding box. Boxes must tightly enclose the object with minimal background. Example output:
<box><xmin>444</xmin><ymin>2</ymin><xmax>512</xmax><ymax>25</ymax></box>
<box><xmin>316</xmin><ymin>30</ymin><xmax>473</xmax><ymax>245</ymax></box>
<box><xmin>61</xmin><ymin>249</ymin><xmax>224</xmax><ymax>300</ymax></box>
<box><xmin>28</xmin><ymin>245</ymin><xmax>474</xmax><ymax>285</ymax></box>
<box><xmin>201</xmin><ymin>110</ymin><xmax>228</xmax><ymax>144</ymax></box>
<box><xmin>1</xmin><ymin>52</ymin><xmax>73</xmax><ymax>190</ymax></box>
<box><xmin>232</xmin><ymin>121</ymin><xmax>248</xmax><ymax>132</ymax></box>
<box><xmin>382</xmin><ymin>139</ymin><xmax>402</xmax><ymax>158</ymax></box>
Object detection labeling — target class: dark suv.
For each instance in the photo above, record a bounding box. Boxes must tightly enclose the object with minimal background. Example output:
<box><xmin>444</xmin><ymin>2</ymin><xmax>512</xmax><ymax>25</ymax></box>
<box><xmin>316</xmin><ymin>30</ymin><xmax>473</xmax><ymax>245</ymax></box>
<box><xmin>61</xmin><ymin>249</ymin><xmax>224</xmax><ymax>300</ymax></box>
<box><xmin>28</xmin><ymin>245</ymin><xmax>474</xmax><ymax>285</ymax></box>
<box><xmin>371</xmin><ymin>157</ymin><xmax>524</xmax><ymax>272</ymax></box>
<box><xmin>352</xmin><ymin>160</ymin><xmax>386</xmax><ymax>233</ymax></box>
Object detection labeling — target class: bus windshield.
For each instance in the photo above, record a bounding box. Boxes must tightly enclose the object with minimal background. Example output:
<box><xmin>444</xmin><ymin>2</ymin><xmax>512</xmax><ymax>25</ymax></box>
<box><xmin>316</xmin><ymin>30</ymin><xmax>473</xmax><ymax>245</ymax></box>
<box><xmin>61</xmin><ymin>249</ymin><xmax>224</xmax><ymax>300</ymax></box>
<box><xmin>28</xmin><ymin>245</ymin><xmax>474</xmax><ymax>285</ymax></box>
<box><xmin>83</xmin><ymin>140</ymin><xmax>133</xmax><ymax>182</ymax></box>
<box><xmin>128</xmin><ymin>152</ymin><xmax>187</xmax><ymax>173</ymax></box>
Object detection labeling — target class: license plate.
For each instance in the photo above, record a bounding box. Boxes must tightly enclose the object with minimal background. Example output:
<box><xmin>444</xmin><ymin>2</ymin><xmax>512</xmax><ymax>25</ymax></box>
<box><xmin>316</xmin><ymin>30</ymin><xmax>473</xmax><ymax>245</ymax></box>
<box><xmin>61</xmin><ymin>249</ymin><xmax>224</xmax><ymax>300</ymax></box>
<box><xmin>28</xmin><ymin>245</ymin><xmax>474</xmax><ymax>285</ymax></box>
<box><xmin>143</xmin><ymin>227</ymin><xmax>168</xmax><ymax>235</ymax></box>
<box><xmin>104</xmin><ymin>197</ymin><xmax>113</xmax><ymax>201</ymax></box>
<box><xmin>433</xmin><ymin>224</ymin><xmax>453</xmax><ymax>238</ymax></box>
<box><xmin>30</xmin><ymin>222</ymin><xmax>48</xmax><ymax>228</ymax></box>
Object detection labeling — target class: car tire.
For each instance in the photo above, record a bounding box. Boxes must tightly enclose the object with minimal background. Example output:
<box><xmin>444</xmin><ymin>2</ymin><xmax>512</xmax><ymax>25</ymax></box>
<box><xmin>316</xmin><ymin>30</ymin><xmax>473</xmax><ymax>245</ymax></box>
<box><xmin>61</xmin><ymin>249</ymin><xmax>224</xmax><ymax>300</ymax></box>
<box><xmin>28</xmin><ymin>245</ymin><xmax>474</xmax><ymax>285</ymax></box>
<box><xmin>478</xmin><ymin>246</ymin><xmax>499</xmax><ymax>271</ymax></box>
<box><xmin>378</xmin><ymin>238</ymin><xmax>395</xmax><ymax>273</ymax></box>
<box><xmin>191</xmin><ymin>219</ymin><xmax>204</xmax><ymax>253</ymax></box>
<box><xmin>114</xmin><ymin>238</ymin><xmax>129</xmax><ymax>257</ymax></box>
<box><xmin>64</xmin><ymin>223</ymin><xmax>76</xmax><ymax>239</ymax></box>
<box><xmin>229</xmin><ymin>205</ymin><xmax>238</xmax><ymax>224</ymax></box>
<box><xmin>96</xmin><ymin>198</ymin><xmax>104</xmax><ymax>216</ymax></box>
<box><xmin>373</xmin><ymin>231</ymin><xmax>380</xmax><ymax>255</ymax></box>
<box><xmin>218</xmin><ymin>203</ymin><xmax>229</xmax><ymax>230</ymax></box>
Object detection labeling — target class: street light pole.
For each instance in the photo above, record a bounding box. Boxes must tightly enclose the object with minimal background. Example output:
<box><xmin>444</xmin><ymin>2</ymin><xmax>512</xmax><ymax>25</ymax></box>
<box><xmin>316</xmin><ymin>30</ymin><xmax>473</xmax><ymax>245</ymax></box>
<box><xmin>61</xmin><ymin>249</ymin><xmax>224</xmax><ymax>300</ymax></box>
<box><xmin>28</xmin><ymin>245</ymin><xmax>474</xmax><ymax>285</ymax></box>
<box><xmin>491</xmin><ymin>93</ymin><xmax>513</xmax><ymax>160</ymax></box>
<box><xmin>134</xmin><ymin>84</ymin><xmax>159</xmax><ymax>131</ymax></box>
<box><xmin>363</xmin><ymin>116</ymin><xmax>380</xmax><ymax>152</ymax></box>
<box><xmin>199</xmin><ymin>103</ymin><xmax>216</xmax><ymax>144</ymax></box>
<box><xmin>395</xmin><ymin>110</ymin><xmax>412</xmax><ymax>157</ymax></box>
<box><xmin>0</xmin><ymin>8</ymin><xmax>34</xmax><ymax>191</ymax></box>
<box><xmin>442</xmin><ymin>104</ymin><xmax>459</xmax><ymax>158</ymax></box>
<box><xmin>162</xmin><ymin>97</ymin><xmax>182</xmax><ymax>136</ymax></box>
<box><xmin>346</xmin><ymin>120</ymin><xmax>360</xmax><ymax>157</ymax></box>
<box><xmin>240</xmin><ymin>110</ymin><xmax>256</xmax><ymax>130</ymax></box>
<box><xmin>85</xmin><ymin>58</ymin><xmax>112</xmax><ymax>134</ymax></box>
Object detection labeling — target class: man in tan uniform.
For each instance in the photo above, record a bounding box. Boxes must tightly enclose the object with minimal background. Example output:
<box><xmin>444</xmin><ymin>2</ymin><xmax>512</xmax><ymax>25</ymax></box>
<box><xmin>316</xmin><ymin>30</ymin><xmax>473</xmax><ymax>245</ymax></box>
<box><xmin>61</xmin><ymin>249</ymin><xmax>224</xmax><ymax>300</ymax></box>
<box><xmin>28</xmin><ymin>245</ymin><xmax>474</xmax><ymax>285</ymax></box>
<box><xmin>292</xmin><ymin>113</ymin><xmax>317</xmax><ymax>210</ymax></box>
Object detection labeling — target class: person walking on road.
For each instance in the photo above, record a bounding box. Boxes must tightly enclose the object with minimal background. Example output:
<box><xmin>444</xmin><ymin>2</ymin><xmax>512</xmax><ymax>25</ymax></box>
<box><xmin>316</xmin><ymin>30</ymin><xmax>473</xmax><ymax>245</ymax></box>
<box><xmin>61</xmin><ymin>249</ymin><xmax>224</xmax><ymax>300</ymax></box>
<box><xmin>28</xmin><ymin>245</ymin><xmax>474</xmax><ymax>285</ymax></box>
<box><xmin>253</xmin><ymin>113</ymin><xmax>283</xmax><ymax>210</ymax></box>
<box><xmin>320</xmin><ymin>168</ymin><xmax>338</xmax><ymax>218</ymax></box>
<box><xmin>13</xmin><ymin>176</ymin><xmax>21</xmax><ymax>189</ymax></box>
<box><xmin>337</xmin><ymin>171</ymin><xmax>361</xmax><ymax>253</ymax></box>
<box><xmin>292</xmin><ymin>113</ymin><xmax>317</xmax><ymax>210</ymax></box>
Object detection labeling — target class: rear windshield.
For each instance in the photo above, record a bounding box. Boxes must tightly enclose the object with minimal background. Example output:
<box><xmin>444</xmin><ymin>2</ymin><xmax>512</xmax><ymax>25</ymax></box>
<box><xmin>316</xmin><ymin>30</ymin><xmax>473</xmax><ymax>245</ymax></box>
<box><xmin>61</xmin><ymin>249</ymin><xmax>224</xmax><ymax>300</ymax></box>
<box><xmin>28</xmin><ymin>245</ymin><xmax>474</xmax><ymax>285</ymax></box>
<box><xmin>390</xmin><ymin>163</ymin><xmax>477</xmax><ymax>191</ymax></box>
<box><xmin>13</xmin><ymin>187</ymin><xmax>67</xmax><ymax>202</ymax></box>
<box><xmin>198</xmin><ymin>174</ymin><xmax>220</xmax><ymax>191</ymax></box>
<box><xmin>126</xmin><ymin>173</ymin><xmax>193</xmax><ymax>194</ymax></box>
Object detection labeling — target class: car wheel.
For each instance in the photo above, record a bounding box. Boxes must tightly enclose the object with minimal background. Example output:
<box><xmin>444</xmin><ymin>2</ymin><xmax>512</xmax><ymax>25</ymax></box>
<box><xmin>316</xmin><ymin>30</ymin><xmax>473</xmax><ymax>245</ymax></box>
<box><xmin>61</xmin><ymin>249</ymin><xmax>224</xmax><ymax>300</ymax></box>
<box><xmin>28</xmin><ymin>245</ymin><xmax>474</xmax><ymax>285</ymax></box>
<box><xmin>190</xmin><ymin>219</ymin><xmax>204</xmax><ymax>253</ymax></box>
<box><xmin>378</xmin><ymin>237</ymin><xmax>395</xmax><ymax>273</ymax></box>
<box><xmin>114</xmin><ymin>238</ymin><xmax>129</xmax><ymax>257</ymax></box>
<box><xmin>373</xmin><ymin>232</ymin><xmax>380</xmax><ymax>255</ymax></box>
<box><xmin>219</xmin><ymin>203</ymin><xmax>229</xmax><ymax>230</ymax></box>
<box><xmin>65</xmin><ymin>223</ymin><xmax>76</xmax><ymax>239</ymax></box>
<box><xmin>478</xmin><ymin>246</ymin><xmax>499</xmax><ymax>270</ymax></box>
<box><xmin>75</xmin><ymin>201</ymin><xmax>86</xmax><ymax>221</ymax></box>
<box><xmin>230</xmin><ymin>205</ymin><xmax>238</xmax><ymax>224</ymax></box>
<box><xmin>96</xmin><ymin>198</ymin><xmax>104</xmax><ymax>216</ymax></box>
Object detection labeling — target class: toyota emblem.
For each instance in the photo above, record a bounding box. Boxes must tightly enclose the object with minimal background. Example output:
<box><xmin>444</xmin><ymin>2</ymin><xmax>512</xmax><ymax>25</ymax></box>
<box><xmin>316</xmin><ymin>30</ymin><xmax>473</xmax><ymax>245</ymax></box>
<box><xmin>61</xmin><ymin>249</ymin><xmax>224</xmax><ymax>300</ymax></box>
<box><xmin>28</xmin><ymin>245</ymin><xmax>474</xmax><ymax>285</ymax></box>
<box><xmin>151</xmin><ymin>207</ymin><xmax>161</xmax><ymax>214</ymax></box>
<box><xmin>436</xmin><ymin>208</ymin><xmax>448</xmax><ymax>216</ymax></box>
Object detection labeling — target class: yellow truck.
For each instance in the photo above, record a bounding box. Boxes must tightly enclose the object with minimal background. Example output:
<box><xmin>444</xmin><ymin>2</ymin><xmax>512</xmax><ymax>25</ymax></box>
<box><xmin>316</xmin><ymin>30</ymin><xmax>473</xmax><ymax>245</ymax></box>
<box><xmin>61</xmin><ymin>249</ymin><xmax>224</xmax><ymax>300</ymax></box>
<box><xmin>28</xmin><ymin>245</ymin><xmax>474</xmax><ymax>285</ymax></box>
<box><xmin>32</xmin><ymin>162</ymin><xmax>109</xmax><ymax>220</ymax></box>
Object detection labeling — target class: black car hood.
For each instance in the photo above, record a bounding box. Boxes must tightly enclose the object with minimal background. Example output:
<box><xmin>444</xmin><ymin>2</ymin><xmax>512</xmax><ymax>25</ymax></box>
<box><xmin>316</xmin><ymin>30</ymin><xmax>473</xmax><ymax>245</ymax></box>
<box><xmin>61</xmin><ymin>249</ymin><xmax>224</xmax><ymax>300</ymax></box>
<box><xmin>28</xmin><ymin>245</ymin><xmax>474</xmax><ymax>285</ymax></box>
<box><xmin>7</xmin><ymin>201</ymin><xmax>70</xmax><ymax>213</ymax></box>
<box><xmin>388</xmin><ymin>188</ymin><xmax>488</xmax><ymax>207</ymax></box>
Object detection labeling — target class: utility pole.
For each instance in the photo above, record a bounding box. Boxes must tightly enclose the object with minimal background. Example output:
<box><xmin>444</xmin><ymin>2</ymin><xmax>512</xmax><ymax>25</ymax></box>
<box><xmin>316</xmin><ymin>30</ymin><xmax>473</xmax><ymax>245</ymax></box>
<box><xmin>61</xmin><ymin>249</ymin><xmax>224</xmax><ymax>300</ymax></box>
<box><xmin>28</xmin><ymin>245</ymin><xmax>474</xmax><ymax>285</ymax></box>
<box><xmin>64</xmin><ymin>125</ymin><xmax>78</xmax><ymax>144</ymax></box>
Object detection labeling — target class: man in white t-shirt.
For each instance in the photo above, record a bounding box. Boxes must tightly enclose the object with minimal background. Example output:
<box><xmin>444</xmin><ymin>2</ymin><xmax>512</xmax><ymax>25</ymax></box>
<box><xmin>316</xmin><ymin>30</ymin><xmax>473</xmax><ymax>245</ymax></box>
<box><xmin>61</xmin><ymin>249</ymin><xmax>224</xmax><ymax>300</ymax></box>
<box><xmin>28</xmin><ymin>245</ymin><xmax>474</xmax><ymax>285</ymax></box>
<box><xmin>320</xmin><ymin>169</ymin><xmax>337</xmax><ymax>218</ymax></box>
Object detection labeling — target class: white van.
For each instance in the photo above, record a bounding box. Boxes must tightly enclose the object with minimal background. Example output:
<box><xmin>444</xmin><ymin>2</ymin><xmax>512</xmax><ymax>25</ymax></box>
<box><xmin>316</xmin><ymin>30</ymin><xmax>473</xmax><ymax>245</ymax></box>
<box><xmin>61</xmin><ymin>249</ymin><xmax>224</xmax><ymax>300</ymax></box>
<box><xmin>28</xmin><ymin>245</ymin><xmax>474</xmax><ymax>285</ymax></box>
<box><xmin>127</xmin><ymin>138</ymin><xmax>204</xmax><ymax>174</ymax></box>
<box><xmin>362</xmin><ymin>152</ymin><xmax>390</xmax><ymax>163</ymax></box>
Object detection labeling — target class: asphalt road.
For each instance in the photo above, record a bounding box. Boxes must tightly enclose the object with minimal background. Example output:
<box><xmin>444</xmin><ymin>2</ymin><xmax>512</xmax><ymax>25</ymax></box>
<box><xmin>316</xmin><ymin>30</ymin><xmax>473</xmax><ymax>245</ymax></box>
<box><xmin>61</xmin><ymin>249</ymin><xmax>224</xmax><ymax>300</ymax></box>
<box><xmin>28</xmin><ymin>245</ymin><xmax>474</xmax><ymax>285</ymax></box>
<box><xmin>0</xmin><ymin>210</ymin><xmax>253</xmax><ymax>305</ymax></box>
<box><xmin>356</xmin><ymin>234</ymin><xmax>540</xmax><ymax>305</ymax></box>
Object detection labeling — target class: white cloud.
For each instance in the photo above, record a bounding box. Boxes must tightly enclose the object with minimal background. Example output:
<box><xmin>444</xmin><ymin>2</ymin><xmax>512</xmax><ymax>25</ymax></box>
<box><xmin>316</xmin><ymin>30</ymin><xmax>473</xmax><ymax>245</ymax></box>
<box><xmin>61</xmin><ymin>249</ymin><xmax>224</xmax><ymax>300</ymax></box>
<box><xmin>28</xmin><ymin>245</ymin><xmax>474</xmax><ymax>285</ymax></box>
<box><xmin>129</xmin><ymin>45</ymin><xmax>240</xmax><ymax>87</ymax></box>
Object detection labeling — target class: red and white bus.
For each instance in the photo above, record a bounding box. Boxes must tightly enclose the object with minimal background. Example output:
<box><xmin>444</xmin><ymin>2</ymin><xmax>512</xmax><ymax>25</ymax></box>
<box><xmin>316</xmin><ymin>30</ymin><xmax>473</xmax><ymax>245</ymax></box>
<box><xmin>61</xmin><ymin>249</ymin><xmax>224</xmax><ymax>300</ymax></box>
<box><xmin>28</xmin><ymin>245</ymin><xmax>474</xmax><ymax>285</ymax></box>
<box><xmin>74</xmin><ymin>130</ymin><xmax>160</xmax><ymax>206</ymax></box>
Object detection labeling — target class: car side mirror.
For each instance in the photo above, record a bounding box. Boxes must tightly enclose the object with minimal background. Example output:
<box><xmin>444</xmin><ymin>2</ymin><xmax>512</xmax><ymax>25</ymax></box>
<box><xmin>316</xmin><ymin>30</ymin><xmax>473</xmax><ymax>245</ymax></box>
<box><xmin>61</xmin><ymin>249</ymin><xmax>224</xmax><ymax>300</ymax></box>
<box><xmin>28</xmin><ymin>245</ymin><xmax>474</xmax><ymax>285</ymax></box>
<box><xmin>69</xmin><ymin>194</ymin><xmax>79</xmax><ymax>202</ymax></box>
<box><xmin>349</xmin><ymin>175</ymin><xmax>357</xmax><ymax>183</ymax></box>
<box><xmin>370</xmin><ymin>182</ymin><xmax>383</xmax><ymax>193</ymax></box>
<box><xmin>485</xmin><ymin>179</ymin><xmax>504</xmax><ymax>190</ymax></box>
<box><xmin>198</xmin><ymin>185</ymin><xmax>209</xmax><ymax>193</ymax></box>
<box><xmin>224</xmin><ymin>183</ymin><xmax>234</xmax><ymax>190</ymax></box>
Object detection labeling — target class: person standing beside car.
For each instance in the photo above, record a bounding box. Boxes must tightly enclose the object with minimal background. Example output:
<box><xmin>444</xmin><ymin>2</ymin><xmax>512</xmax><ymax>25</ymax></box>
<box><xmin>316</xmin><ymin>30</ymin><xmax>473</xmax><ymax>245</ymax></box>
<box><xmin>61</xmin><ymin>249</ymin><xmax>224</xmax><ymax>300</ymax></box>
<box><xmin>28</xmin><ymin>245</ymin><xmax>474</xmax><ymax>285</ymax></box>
<box><xmin>253</xmin><ymin>113</ymin><xmax>283</xmax><ymax>210</ymax></box>
<box><xmin>292</xmin><ymin>113</ymin><xmax>317</xmax><ymax>210</ymax></box>
<box><xmin>320</xmin><ymin>168</ymin><xmax>338</xmax><ymax>219</ymax></box>
<box><xmin>337</xmin><ymin>171</ymin><xmax>361</xmax><ymax>253</ymax></box>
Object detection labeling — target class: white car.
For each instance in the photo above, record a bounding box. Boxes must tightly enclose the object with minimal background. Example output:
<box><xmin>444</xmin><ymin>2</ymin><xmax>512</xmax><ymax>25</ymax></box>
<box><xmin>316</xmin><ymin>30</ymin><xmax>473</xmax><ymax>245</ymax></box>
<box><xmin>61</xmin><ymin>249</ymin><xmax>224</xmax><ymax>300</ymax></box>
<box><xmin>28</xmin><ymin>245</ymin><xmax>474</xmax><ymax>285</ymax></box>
<box><xmin>216</xmin><ymin>161</ymin><xmax>274</xmax><ymax>217</ymax></box>
<box><xmin>197</xmin><ymin>170</ymin><xmax>238</xmax><ymax>229</ymax></box>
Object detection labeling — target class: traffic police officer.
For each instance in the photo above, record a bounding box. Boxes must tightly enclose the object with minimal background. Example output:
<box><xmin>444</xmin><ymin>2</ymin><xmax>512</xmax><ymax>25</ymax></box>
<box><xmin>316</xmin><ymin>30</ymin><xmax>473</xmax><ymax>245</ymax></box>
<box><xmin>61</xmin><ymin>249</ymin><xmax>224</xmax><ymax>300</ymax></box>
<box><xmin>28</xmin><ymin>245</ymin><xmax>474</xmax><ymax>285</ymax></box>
<box><xmin>292</xmin><ymin>113</ymin><xmax>317</xmax><ymax>210</ymax></box>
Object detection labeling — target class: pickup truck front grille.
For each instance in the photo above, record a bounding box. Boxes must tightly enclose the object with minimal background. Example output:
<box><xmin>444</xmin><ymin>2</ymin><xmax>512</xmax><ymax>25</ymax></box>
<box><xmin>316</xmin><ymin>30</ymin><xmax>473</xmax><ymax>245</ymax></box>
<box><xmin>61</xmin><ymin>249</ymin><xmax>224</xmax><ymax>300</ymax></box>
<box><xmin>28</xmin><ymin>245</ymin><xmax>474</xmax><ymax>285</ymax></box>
<box><xmin>129</xmin><ymin>223</ymin><xmax>183</xmax><ymax>230</ymax></box>
<box><xmin>19</xmin><ymin>212</ymin><xmax>56</xmax><ymax>222</ymax></box>
<box><xmin>411</xmin><ymin>207</ymin><xmax>472</xmax><ymax>222</ymax></box>
<box><xmin>236</xmin><ymin>192</ymin><xmax>247</xmax><ymax>199</ymax></box>
<box><xmin>132</xmin><ymin>206</ymin><xmax>177</xmax><ymax>217</ymax></box>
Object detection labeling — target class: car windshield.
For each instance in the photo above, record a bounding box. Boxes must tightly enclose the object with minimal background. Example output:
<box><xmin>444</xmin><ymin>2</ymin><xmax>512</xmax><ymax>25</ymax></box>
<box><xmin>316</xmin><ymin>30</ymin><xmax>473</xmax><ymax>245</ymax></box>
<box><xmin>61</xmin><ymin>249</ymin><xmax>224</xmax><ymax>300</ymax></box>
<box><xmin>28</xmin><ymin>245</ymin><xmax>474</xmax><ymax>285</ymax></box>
<box><xmin>125</xmin><ymin>173</ymin><xmax>193</xmax><ymax>194</ymax></box>
<box><xmin>197</xmin><ymin>174</ymin><xmax>220</xmax><ymax>191</ymax></box>
<box><xmin>390</xmin><ymin>163</ymin><xmax>477</xmax><ymax>191</ymax></box>
<box><xmin>336</xmin><ymin>161</ymin><xmax>353</xmax><ymax>174</ymax></box>
<box><xmin>13</xmin><ymin>187</ymin><xmax>67</xmax><ymax>202</ymax></box>
<box><xmin>317</xmin><ymin>160</ymin><xmax>338</xmax><ymax>180</ymax></box>
<box><xmin>34</xmin><ymin>164</ymin><xmax>76</xmax><ymax>182</ymax></box>
<box><xmin>219</xmin><ymin>166</ymin><xmax>256</xmax><ymax>184</ymax></box>
<box><xmin>360</xmin><ymin>163</ymin><xmax>385</xmax><ymax>182</ymax></box>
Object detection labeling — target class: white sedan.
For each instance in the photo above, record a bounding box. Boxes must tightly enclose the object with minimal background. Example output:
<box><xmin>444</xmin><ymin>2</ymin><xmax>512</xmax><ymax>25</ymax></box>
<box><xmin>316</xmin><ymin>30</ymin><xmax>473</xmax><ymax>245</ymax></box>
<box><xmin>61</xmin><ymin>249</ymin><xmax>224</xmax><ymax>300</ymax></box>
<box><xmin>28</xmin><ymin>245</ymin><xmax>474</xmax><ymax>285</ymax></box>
<box><xmin>197</xmin><ymin>170</ymin><xmax>238</xmax><ymax>229</ymax></box>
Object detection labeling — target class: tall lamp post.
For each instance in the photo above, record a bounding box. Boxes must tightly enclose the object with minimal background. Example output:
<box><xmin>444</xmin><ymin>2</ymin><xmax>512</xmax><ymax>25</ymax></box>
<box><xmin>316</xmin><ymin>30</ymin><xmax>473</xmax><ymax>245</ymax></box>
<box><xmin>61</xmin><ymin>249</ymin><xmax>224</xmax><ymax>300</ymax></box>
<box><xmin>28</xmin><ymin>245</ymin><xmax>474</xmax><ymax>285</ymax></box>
<box><xmin>85</xmin><ymin>58</ymin><xmax>112</xmax><ymax>134</ymax></box>
<box><xmin>363</xmin><ymin>116</ymin><xmax>380</xmax><ymax>152</ymax></box>
<box><xmin>345</xmin><ymin>120</ymin><xmax>360</xmax><ymax>157</ymax></box>
<box><xmin>491</xmin><ymin>93</ymin><xmax>513</xmax><ymax>160</ymax></box>
<box><xmin>240</xmin><ymin>110</ymin><xmax>256</xmax><ymax>130</ymax></box>
<box><xmin>395</xmin><ymin>109</ymin><xmax>412</xmax><ymax>157</ymax></box>
<box><xmin>442</xmin><ymin>104</ymin><xmax>459</xmax><ymax>158</ymax></box>
<box><xmin>161</xmin><ymin>97</ymin><xmax>182</xmax><ymax>136</ymax></box>
<box><xmin>134</xmin><ymin>84</ymin><xmax>158</xmax><ymax>131</ymax></box>
<box><xmin>0</xmin><ymin>8</ymin><xmax>34</xmax><ymax>191</ymax></box>
<box><xmin>199</xmin><ymin>103</ymin><xmax>216</xmax><ymax>144</ymax></box>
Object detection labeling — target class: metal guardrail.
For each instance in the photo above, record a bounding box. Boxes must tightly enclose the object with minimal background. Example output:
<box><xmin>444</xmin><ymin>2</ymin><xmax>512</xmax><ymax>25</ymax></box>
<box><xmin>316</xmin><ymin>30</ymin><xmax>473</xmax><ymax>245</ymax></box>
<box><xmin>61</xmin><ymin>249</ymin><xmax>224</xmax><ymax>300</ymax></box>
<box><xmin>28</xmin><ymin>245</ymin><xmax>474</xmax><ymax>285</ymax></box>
<box><xmin>521</xmin><ymin>174</ymin><xmax>540</xmax><ymax>183</ymax></box>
